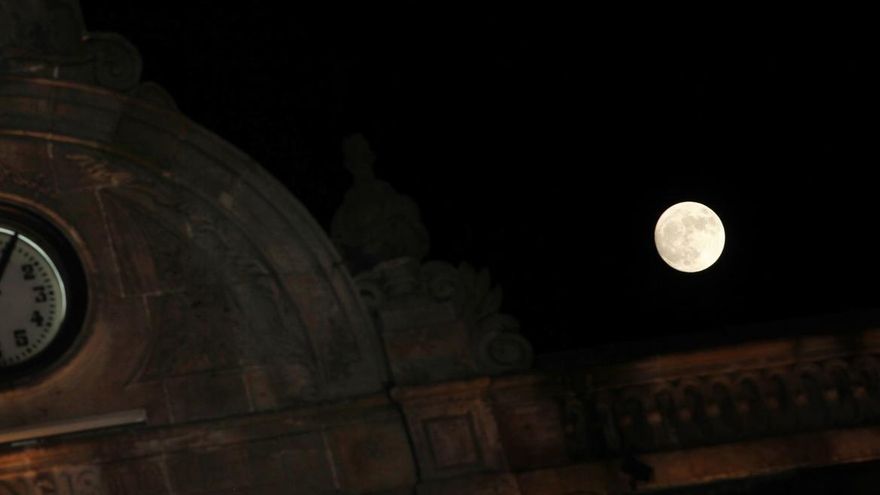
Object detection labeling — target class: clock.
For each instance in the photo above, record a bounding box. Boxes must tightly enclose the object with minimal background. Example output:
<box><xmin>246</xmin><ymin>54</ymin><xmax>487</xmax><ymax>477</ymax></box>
<box><xmin>0</xmin><ymin>204</ymin><xmax>87</xmax><ymax>380</ymax></box>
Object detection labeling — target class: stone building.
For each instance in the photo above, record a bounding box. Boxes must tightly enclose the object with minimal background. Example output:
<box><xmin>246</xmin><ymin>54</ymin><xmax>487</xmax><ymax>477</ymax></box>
<box><xmin>1</xmin><ymin>2</ymin><xmax>880</xmax><ymax>494</ymax></box>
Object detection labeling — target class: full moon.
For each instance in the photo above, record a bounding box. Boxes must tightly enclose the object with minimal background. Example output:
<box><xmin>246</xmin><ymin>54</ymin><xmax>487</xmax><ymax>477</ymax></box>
<box><xmin>654</xmin><ymin>201</ymin><xmax>725</xmax><ymax>273</ymax></box>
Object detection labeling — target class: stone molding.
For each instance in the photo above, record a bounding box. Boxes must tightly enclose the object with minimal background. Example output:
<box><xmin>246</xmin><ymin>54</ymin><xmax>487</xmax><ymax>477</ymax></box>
<box><xmin>568</xmin><ymin>331</ymin><xmax>880</xmax><ymax>459</ymax></box>
<box><xmin>0</xmin><ymin>0</ymin><xmax>172</xmax><ymax>104</ymax></box>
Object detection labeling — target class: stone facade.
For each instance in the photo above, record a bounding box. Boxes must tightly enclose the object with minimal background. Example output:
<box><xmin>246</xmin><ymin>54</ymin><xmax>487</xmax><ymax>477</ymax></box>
<box><xmin>3</xmin><ymin>2</ymin><xmax>880</xmax><ymax>494</ymax></box>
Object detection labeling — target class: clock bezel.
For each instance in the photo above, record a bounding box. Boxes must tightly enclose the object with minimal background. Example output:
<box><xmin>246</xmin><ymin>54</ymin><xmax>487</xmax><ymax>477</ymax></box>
<box><xmin>0</xmin><ymin>203</ymin><xmax>87</xmax><ymax>383</ymax></box>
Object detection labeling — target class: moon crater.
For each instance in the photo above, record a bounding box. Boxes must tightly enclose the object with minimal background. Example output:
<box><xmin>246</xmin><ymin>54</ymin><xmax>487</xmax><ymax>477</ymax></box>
<box><xmin>654</xmin><ymin>201</ymin><xmax>725</xmax><ymax>273</ymax></box>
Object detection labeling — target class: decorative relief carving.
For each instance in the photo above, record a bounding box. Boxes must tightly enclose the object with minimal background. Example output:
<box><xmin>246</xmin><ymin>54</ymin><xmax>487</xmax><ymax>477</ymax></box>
<box><xmin>101</xmin><ymin>180</ymin><xmax>319</xmax><ymax>395</ymax></box>
<box><xmin>0</xmin><ymin>465</ymin><xmax>102</xmax><ymax>495</ymax></box>
<box><xmin>0</xmin><ymin>163</ymin><xmax>53</xmax><ymax>196</ymax></box>
<box><xmin>393</xmin><ymin>378</ymin><xmax>508</xmax><ymax>481</ymax></box>
<box><xmin>565</xmin><ymin>353</ymin><xmax>880</xmax><ymax>458</ymax></box>
<box><xmin>424</xmin><ymin>414</ymin><xmax>483</xmax><ymax>470</ymax></box>
<box><xmin>311</xmin><ymin>301</ymin><xmax>363</xmax><ymax>384</ymax></box>
<box><xmin>421</xmin><ymin>262</ymin><xmax>503</xmax><ymax>322</ymax></box>
<box><xmin>358</xmin><ymin>259</ymin><xmax>533</xmax><ymax>382</ymax></box>
<box><xmin>331</xmin><ymin>132</ymin><xmax>531</xmax><ymax>384</ymax></box>
<box><xmin>82</xmin><ymin>33</ymin><xmax>142</xmax><ymax>92</ymax></box>
<box><xmin>65</xmin><ymin>154</ymin><xmax>133</xmax><ymax>187</ymax></box>
<box><xmin>0</xmin><ymin>1</ymin><xmax>156</xmax><ymax>96</ymax></box>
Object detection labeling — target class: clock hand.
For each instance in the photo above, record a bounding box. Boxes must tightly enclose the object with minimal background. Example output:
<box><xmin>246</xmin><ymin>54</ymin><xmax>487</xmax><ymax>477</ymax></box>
<box><xmin>0</xmin><ymin>232</ymin><xmax>19</xmax><ymax>288</ymax></box>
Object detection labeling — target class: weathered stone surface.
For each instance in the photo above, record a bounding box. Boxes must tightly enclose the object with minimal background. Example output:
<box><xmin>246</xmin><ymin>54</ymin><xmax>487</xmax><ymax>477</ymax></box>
<box><xmin>0</xmin><ymin>0</ymin><xmax>153</xmax><ymax>96</ymax></box>
<box><xmin>51</xmin><ymin>145</ymin><xmax>133</xmax><ymax>192</ymax></box>
<box><xmin>244</xmin><ymin>363</ymin><xmax>318</xmax><ymax>410</ymax></box>
<box><xmin>361</xmin><ymin>260</ymin><xmax>533</xmax><ymax>385</ymax></box>
<box><xmin>0</xmin><ymin>395</ymin><xmax>413</xmax><ymax>494</ymax></box>
<box><xmin>326</xmin><ymin>420</ymin><xmax>418</xmax><ymax>493</ymax></box>
<box><xmin>392</xmin><ymin>378</ymin><xmax>507</xmax><ymax>481</ymax></box>
<box><xmin>14</xmin><ymin>5</ymin><xmax>880</xmax><ymax>494</ymax></box>
<box><xmin>416</xmin><ymin>472</ymin><xmax>521</xmax><ymax>495</ymax></box>
<box><xmin>0</xmin><ymin>464</ymin><xmax>105</xmax><ymax>495</ymax></box>
<box><xmin>0</xmin><ymin>73</ymin><xmax>385</xmax><ymax>431</ymax></box>
<box><xmin>5</xmin><ymin>322</ymin><xmax>880</xmax><ymax>494</ymax></box>
<box><xmin>167</xmin><ymin>445</ymin><xmax>251</xmax><ymax>493</ymax></box>
<box><xmin>102</xmin><ymin>458</ymin><xmax>171</xmax><ymax>494</ymax></box>
<box><xmin>163</xmin><ymin>370</ymin><xmax>251</xmax><ymax>423</ymax></box>
<box><xmin>331</xmin><ymin>134</ymin><xmax>430</xmax><ymax>274</ymax></box>
<box><xmin>491</xmin><ymin>376</ymin><xmax>569</xmax><ymax>470</ymax></box>
<box><xmin>564</xmin><ymin>333</ymin><xmax>880</xmax><ymax>460</ymax></box>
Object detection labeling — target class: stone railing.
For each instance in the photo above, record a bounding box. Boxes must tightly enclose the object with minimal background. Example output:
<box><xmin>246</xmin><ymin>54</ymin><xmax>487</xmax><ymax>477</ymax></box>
<box><xmin>391</xmin><ymin>329</ymin><xmax>880</xmax><ymax>493</ymax></box>
<box><xmin>576</xmin><ymin>332</ymin><xmax>880</xmax><ymax>458</ymax></box>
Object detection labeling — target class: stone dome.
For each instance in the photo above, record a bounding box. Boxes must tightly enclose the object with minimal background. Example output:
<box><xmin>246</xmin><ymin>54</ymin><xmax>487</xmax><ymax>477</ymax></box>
<box><xmin>0</xmin><ymin>13</ymin><xmax>384</xmax><ymax>426</ymax></box>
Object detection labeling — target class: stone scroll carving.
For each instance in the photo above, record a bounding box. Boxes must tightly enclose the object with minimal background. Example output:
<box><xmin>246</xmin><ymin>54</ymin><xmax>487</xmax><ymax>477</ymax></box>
<box><xmin>81</xmin><ymin>32</ymin><xmax>142</xmax><ymax>91</ymax></box>
<box><xmin>0</xmin><ymin>0</ymin><xmax>169</xmax><ymax>100</ymax></box>
<box><xmin>357</xmin><ymin>258</ymin><xmax>533</xmax><ymax>384</ymax></box>
<box><xmin>421</xmin><ymin>261</ymin><xmax>533</xmax><ymax>375</ymax></box>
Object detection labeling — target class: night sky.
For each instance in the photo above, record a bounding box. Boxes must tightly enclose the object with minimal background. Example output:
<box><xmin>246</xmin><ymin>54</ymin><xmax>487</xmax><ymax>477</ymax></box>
<box><xmin>80</xmin><ymin>5</ymin><xmax>880</xmax><ymax>359</ymax></box>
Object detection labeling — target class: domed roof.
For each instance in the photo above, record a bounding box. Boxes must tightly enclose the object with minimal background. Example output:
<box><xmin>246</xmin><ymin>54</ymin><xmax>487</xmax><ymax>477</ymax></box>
<box><xmin>0</xmin><ymin>0</ymin><xmax>384</xmax><ymax>426</ymax></box>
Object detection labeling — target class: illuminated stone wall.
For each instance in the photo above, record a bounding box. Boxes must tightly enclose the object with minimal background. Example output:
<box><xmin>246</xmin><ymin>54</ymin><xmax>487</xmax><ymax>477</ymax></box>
<box><xmin>3</xmin><ymin>2</ymin><xmax>880</xmax><ymax>494</ymax></box>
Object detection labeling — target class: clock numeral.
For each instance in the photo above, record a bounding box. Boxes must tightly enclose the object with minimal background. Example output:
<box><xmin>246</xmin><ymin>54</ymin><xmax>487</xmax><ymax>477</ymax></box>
<box><xmin>33</xmin><ymin>285</ymin><xmax>47</xmax><ymax>302</ymax></box>
<box><xmin>14</xmin><ymin>329</ymin><xmax>28</xmax><ymax>347</ymax></box>
<box><xmin>31</xmin><ymin>310</ymin><xmax>44</xmax><ymax>327</ymax></box>
<box><xmin>21</xmin><ymin>263</ymin><xmax>35</xmax><ymax>280</ymax></box>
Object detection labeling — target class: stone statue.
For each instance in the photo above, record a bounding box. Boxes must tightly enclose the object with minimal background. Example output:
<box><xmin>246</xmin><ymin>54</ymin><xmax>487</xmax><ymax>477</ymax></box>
<box><xmin>331</xmin><ymin>133</ymin><xmax>430</xmax><ymax>273</ymax></box>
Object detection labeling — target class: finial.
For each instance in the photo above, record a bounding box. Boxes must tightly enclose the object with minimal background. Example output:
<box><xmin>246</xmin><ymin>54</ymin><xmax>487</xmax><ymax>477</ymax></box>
<box><xmin>0</xmin><ymin>0</ymin><xmax>146</xmax><ymax>93</ymax></box>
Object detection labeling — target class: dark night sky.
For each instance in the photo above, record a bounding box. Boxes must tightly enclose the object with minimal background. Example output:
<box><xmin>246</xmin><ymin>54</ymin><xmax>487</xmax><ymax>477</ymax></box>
<box><xmin>80</xmin><ymin>5</ymin><xmax>880</xmax><ymax>359</ymax></box>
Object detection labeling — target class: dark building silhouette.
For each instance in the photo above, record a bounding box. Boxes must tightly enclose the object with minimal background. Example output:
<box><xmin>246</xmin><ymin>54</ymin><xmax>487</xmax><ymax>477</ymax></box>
<box><xmin>2</xmin><ymin>2</ymin><xmax>880</xmax><ymax>494</ymax></box>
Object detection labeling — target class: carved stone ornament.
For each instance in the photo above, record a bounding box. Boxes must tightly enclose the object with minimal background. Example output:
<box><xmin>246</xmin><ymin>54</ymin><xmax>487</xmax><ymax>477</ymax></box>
<box><xmin>0</xmin><ymin>0</ymin><xmax>170</xmax><ymax>101</ymax></box>
<box><xmin>357</xmin><ymin>258</ymin><xmax>534</xmax><ymax>383</ymax></box>
<box><xmin>563</xmin><ymin>351</ymin><xmax>880</xmax><ymax>461</ymax></box>
<box><xmin>331</xmin><ymin>133</ymin><xmax>430</xmax><ymax>274</ymax></box>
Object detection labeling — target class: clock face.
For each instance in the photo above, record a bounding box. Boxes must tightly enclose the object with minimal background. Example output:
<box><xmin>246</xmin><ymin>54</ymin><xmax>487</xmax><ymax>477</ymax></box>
<box><xmin>0</xmin><ymin>228</ymin><xmax>67</xmax><ymax>366</ymax></box>
<box><xmin>0</xmin><ymin>205</ymin><xmax>86</xmax><ymax>378</ymax></box>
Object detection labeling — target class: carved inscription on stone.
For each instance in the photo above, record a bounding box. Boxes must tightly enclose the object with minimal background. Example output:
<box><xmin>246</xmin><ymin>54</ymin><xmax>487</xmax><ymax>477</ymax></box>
<box><xmin>0</xmin><ymin>165</ymin><xmax>53</xmax><ymax>196</ymax></box>
<box><xmin>0</xmin><ymin>466</ymin><xmax>102</xmax><ymax>495</ymax></box>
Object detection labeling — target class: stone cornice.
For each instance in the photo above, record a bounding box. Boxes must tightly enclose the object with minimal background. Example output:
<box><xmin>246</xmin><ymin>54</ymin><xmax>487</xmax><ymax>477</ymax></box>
<box><xmin>557</xmin><ymin>329</ymin><xmax>880</xmax><ymax>466</ymax></box>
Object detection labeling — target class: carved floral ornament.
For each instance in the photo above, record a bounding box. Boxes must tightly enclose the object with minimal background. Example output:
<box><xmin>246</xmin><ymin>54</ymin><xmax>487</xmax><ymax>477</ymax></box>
<box><xmin>356</xmin><ymin>258</ymin><xmax>534</xmax><ymax>379</ymax></box>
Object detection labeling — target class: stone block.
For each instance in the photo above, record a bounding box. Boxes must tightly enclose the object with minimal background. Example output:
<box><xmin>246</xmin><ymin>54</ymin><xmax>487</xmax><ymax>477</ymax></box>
<box><xmin>416</xmin><ymin>472</ymin><xmax>520</xmax><ymax>495</ymax></box>
<box><xmin>326</xmin><ymin>420</ymin><xmax>417</xmax><ymax>493</ymax></box>
<box><xmin>164</xmin><ymin>370</ymin><xmax>251</xmax><ymax>423</ymax></box>
<box><xmin>166</xmin><ymin>446</ymin><xmax>249</xmax><ymax>493</ymax></box>
<box><xmin>112</xmin><ymin>109</ymin><xmax>185</xmax><ymax>167</ymax></box>
<box><xmin>244</xmin><ymin>364</ymin><xmax>318</xmax><ymax>411</ymax></box>
<box><xmin>394</xmin><ymin>379</ymin><xmax>506</xmax><ymax>480</ymax></box>
<box><xmin>280</xmin><ymin>432</ymin><xmax>338</xmax><ymax>494</ymax></box>
<box><xmin>494</xmin><ymin>400</ymin><xmax>567</xmax><ymax>470</ymax></box>
<box><xmin>380</xmin><ymin>310</ymin><xmax>476</xmax><ymax>384</ymax></box>
<box><xmin>102</xmin><ymin>457</ymin><xmax>171</xmax><ymax>494</ymax></box>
